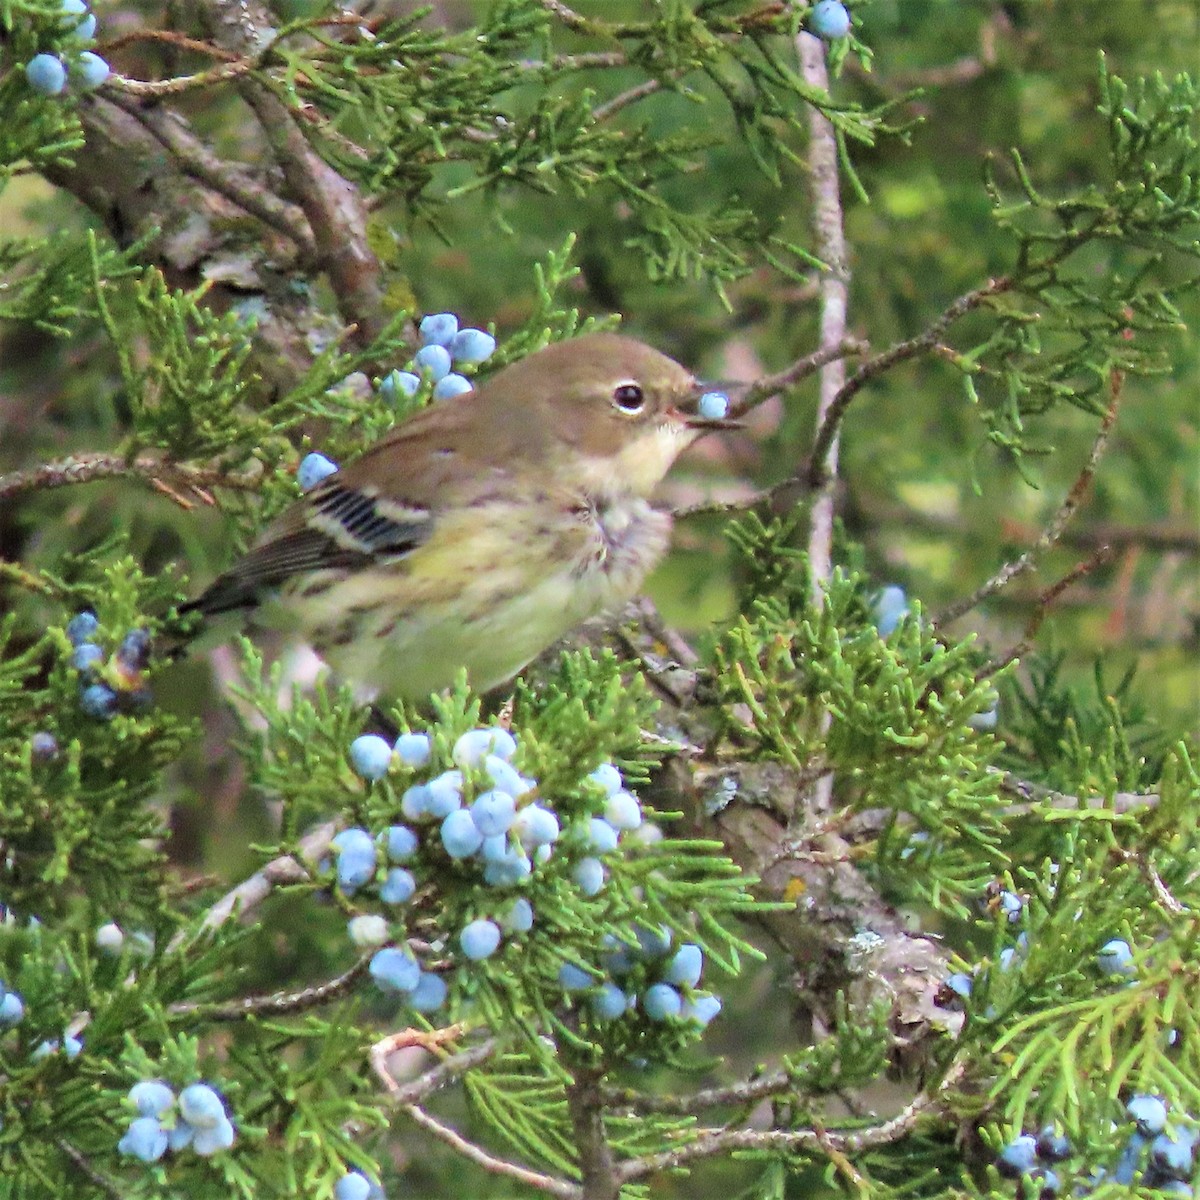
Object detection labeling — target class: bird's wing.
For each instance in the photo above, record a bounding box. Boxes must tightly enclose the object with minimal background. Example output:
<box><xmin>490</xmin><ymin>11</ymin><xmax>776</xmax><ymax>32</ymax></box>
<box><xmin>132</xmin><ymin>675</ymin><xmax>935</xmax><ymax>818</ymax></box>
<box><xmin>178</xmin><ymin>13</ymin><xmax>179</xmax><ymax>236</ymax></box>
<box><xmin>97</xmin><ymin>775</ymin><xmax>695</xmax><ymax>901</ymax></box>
<box><xmin>187</xmin><ymin>477</ymin><xmax>434</xmax><ymax>616</ymax></box>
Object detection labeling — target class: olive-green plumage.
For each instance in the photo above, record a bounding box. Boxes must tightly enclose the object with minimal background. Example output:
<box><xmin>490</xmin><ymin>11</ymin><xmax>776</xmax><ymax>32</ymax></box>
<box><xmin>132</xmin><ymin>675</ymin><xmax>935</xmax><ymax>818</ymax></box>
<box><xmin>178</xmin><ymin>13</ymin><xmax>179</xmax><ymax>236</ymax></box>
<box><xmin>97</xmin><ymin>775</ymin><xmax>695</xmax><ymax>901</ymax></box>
<box><xmin>192</xmin><ymin>332</ymin><xmax>734</xmax><ymax>701</ymax></box>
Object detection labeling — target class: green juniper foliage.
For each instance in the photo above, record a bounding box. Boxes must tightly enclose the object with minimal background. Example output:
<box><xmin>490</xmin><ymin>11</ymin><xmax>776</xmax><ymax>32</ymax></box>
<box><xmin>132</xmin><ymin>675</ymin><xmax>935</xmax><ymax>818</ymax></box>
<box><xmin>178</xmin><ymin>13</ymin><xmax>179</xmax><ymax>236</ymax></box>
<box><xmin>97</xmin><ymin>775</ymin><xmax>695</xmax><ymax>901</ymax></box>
<box><xmin>1</xmin><ymin>1</ymin><xmax>1198</xmax><ymax>1198</ymax></box>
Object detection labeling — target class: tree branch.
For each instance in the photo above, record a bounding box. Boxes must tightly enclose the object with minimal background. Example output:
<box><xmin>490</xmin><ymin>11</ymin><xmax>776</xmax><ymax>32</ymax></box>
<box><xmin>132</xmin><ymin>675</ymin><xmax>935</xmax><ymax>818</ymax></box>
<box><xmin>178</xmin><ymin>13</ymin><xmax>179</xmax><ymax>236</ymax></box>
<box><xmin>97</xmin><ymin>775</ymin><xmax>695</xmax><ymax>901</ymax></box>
<box><xmin>806</xmin><ymin>275</ymin><xmax>1013</xmax><ymax>487</ymax></box>
<box><xmin>401</xmin><ymin>1103</ymin><xmax>579</xmax><ymax>1198</ymax></box>
<box><xmin>936</xmin><ymin>369</ymin><xmax>1124</xmax><ymax>626</ymax></box>
<box><xmin>614</xmin><ymin>1061</ymin><xmax>966</xmax><ymax>1182</ymax></box>
<box><xmin>0</xmin><ymin>452</ymin><xmax>261</xmax><ymax>507</ymax></box>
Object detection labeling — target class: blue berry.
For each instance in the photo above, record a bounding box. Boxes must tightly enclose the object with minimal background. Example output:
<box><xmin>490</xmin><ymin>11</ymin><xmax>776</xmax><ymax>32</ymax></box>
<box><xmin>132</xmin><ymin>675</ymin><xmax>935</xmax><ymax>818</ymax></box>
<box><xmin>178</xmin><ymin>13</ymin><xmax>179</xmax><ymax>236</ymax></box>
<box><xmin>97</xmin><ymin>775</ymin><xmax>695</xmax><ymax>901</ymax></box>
<box><xmin>943</xmin><ymin>972</ymin><xmax>973</xmax><ymax>1000</ymax></box>
<box><xmin>572</xmin><ymin>857</ymin><xmax>605</xmax><ymax>896</ymax></box>
<box><xmin>116</xmin><ymin>628</ymin><xmax>151</xmax><ymax>672</ymax></box>
<box><xmin>484</xmin><ymin>754</ymin><xmax>531</xmax><ymax>797</ymax></box>
<box><xmin>433</xmin><ymin>373</ymin><xmax>473</xmax><ymax>401</ymax></box>
<box><xmin>167</xmin><ymin>1120</ymin><xmax>194</xmax><ymax>1151</ymax></box>
<box><xmin>369</xmin><ymin>947</ymin><xmax>420</xmax><ymax>993</ymax></box>
<box><xmin>441</xmin><ymin>809</ymin><xmax>483</xmax><ymax>858</ymax></box>
<box><xmin>1127</xmin><ymin>1095</ymin><xmax>1168</xmax><ymax>1136</ymax></box>
<box><xmin>873</xmin><ymin>585</ymin><xmax>908</xmax><ymax>636</ymax></box>
<box><xmin>74</xmin><ymin>51</ymin><xmax>109</xmax><ymax>89</ymax></box>
<box><xmin>482</xmin><ymin>848</ymin><xmax>531</xmax><ymax>886</ymax></box>
<box><xmin>335</xmin><ymin>1173</ymin><xmax>373</xmax><ymax>1200</ymax></box>
<box><xmin>470</xmin><ymin>790</ymin><xmax>516</xmax><ymax>837</ymax></box>
<box><xmin>66</xmin><ymin>611</ymin><xmax>98</xmax><ymax>645</ymax></box>
<box><xmin>179</xmin><ymin>1083</ymin><xmax>226</xmax><ymax>1128</ymax></box>
<box><xmin>0</xmin><ymin>992</ymin><xmax>25</xmax><ymax>1026</ymax></box>
<box><xmin>603</xmin><ymin>790</ymin><xmax>641</xmax><ymax>831</ymax></box>
<box><xmin>634</xmin><ymin>924</ymin><xmax>673</xmax><ymax>959</ymax></box>
<box><xmin>394</xmin><ymin>732</ymin><xmax>431</xmax><ymax>767</ymax></box>
<box><xmin>459</xmin><ymin>918</ymin><xmax>501</xmax><ymax>961</ymax></box>
<box><xmin>348</xmin><ymin>915</ymin><xmax>390</xmax><ymax>947</ymax></box>
<box><xmin>697</xmin><ymin>391</ymin><xmax>729</xmax><ymax>420</ymax></box>
<box><xmin>30</xmin><ymin>731</ymin><xmax>59</xmax><ymax>761</ymax></box>
<box><xmin>63</xmin><ymin>1035</ymin><xmax>83</xmax><ymax>1059</ymax></box>
<box><xmin>349</xmin><ymin>734</ymin><xmax>393</xmax><ymax>780</ymax></box>
<box><xmin>1114</xmin><ymin>1133</ymin><xmax>1147</xmax><ymax>1184</ymax></box>
<box><xmin>401</xmin><ymin>784</ymin><xmax>430</xmax><ymax>820</ymax></box>
<box><xmin>643</xmin><ymin>983</ymin><xmax>682</xmax><ymax>1021</ymax></box>
<box><xmin>297</xmin><ymin>452</ymin><xmax>338</xmax><ymax>491</ymax></box>
<box><xmin>682</xmin><ymin>992</ymin><xmax>722</xmax><ymax>1026</ymax></box>
<box><xmin>558</xmin><ymin>962</ymin><xmax>593</xmax><ymax>991</ymax></box>
<box><xmin>413</xmin><ymin>344</ymin><xmax>452</xmax><ymax>382</ymax></box>
<box><xmin>379</xmin><ymin>868</ymin><xmax>416</xmax><ymax>904</ymax></box>
<box><xmin>95</xmin><ymin>922</ymin><xmax>124</xmax><ymax>954</ymax></box>
<box><xmin>1097</xmin><ymin>938</ymin><xmax>1136</xmax><ymax>976</ymax></box>
<box><xmin>453</xmin><ymin>727</ymin><xmax>517</xmax><ymax>768</ymax></box>
<box><xmin>809</xmin><ymin>0</ymin><xmax>851</xmax><ymax>40</ymax></box>
<box><xmin>665</xmin><ymin>943</ymin><xmax>703</xmax><ymax>988</ymax></box>
<box><xmin>61</xmin><ymin>0</ymin><xmax>95</xmax><ymax>38</ymax></box>
<box><xmin>129</xmin><ymin>1081</ymin><xmax>175</xmax><ymax>1118</ymax></box>
<box><xmin>118</xmin><ymin>1117</ymin><xmax>168</xmax><ymax>1162</ymax></box>
<box><xmin>584</xmin><ymin>818</ymin><xmax>619</xmax><ymax>854</ymax></box>
<box><xmin>384</xmin><ymin>825</ymin><xmax>418</xmax><ymax>862</ymax></box>
<box><xmin>1149</xmin><ymin>1130</ymin><xmax>1195</xmax><ymax>1179</ymax></box>
<box><xmin>449</xmin><ymin>328</ymin><xmax>496</xmax><ymax>364</ymax></box>
<box><xmin>500</xmin><ymin>897</ymin><xmax>534</xmax><ymax>933</ymax></box>
<box><xmin>80</xmin><ymin>682</ymin><xmax>118</xmax><ymax>719</ymax></box>
<box><xmin>192</xmin><ymin>1115</ymin><xmax>236</xmax><ymax>1156</ymax></box>
<box><xmin>601</xmin><ymin>936</ymin><xmax>634</xmax><ymax>978</ymax></box>
<box><xmin>1036</xmin><ymin>1127</ymin><xmax>1072</xmax><ymax>1162</ymax></box>
<box><xmin>997</xmin><ymin>890</ymin><xmax>1023</xmax><ymax>922</ymax></box>
<box><xmin>72</xmin><ymin>642</ymin><xmax>104</xmax><ymax>672</ymax></box>
<box><xmin>425</xmin><ymin>770</ymin><xmax>464</xmax><ymax>818</ymax></box>
<box><xmin>409</xmin><ymin>971</ymin><xmax>447</xmax><ymax>1012</ymax></box>
<box><xmin>591</xmin><ymin>983</ymin><xmax>628</xmax><ymax>1020</ymax></box>
<box><xmin>379</xmin><ymin>370</ymin><xmax>421</xmax><ymax>401</ymax></box>
<box><xmin>513</xmin><ymin>804</ymin><xmax>559</xmax><ymax>849</ymax></box>
<box><xmin>418</xmin><ymin>313</ymin><xmax>458</xmax><ymax>346</ymax></box>
<box><xmin>997</xmin><ymin>1134</ymin><xmax>1039</xmax><ymax>1177</ymax></box>
<box><xmin>588</xmin><ymin>763</ymin><xmax>622</xmax><ymax>796</ymax></box>
<box><xmin>968</xmin><ymin>703</ymin><xmax>999</xmax><ymax>731</ymax></box>
<box><xmin>332</xmin><ymin>828</ymin><xmax>377</xmax><ymax>894</ymax></box>
<box><xmin>26</xmin><ymin>53</ymin><xmax>67</xmax><ymax>95</ymax></box>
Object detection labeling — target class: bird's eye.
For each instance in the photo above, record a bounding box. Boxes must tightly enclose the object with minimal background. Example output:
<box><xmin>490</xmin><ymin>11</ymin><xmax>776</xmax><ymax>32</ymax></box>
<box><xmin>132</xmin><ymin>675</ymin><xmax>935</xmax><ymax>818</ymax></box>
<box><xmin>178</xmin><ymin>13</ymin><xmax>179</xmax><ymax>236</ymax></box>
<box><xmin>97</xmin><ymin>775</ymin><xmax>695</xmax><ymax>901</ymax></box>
<box><xmin>612</xmin><ymin>382</ymin><xmax>645</xmax><ymax>414</ymax></box>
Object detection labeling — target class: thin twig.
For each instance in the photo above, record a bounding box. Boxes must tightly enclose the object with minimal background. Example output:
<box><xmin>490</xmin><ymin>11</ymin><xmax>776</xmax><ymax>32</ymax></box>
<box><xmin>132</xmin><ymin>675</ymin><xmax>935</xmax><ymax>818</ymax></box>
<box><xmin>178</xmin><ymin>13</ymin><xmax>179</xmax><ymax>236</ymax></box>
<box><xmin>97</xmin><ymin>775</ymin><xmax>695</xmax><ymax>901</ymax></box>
<box><xmin>401</xmin><ymin>1103</ymin><xmax>579</xmax><ymax>1198</ymax></box>
<box><xmin>170</xmin><ymin>955</ymin><xmax>371</xmax><ymax>1019</ymax></box>
<box><xmin>538</xmin><ymin>0</ymin><xmax>593</xmax><ymax>31</ymax></box>
<box><xmin>981</xmin><ymin>544</ymin><xmax>1115</xmax><ymax>678</ymax></box>
<box><xmin>593</xmin><ymin>78</ymin><xmax>662</xmax><ymax>122</ymax></box>
<box><xmin>183</xmin><ymin>820</ymin><xmax>338</xmax><ymax>944</ymax></box>
<box><xmin>615</xmin><ymin>1059</ymin><xmax>967</xmax><ymax>1183</ymax></box>
<box><xmin>602</xmin><ymin>1068</ymin><xmax>799</xmax><ymax>1114</ymax></box>
<box><xmin>56</xmin><ymin>1139</ymin><xmax>123</xmax><ymax>1198</ymax></box>
<box><xmin>376</xmin><ymin>1038</ymin><xmax>496</xmax><ymax>1105</ymax></box>
<box><xmin>1117</xmin><ymin>849</ymin><xmax>1188</xmax><ymax>917</ymax></box>
<box><xmin>0</xmin><ymin>452</ymin><xmax>261</xmax><ymax>505</ymax></box>
<box><xmin>937</xmin><ymin>369</ymin><xmax>1124</xmax><ymax>626</ymax></box>
<box><xmin>806</xmin><ymin>275</ymin><xmax>1013</xmax><ymax>487</ymax></box>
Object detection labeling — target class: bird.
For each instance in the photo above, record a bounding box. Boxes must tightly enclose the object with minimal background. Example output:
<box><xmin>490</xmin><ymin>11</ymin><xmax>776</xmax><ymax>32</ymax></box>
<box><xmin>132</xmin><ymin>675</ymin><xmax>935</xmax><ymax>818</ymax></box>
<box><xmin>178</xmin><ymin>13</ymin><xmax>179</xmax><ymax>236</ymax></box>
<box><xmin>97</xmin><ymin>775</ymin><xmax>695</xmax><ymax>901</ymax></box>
<box><xmin>184</xmin><ymin>331</ymin><xmax>737</xmax><ymax>703</ymax></box>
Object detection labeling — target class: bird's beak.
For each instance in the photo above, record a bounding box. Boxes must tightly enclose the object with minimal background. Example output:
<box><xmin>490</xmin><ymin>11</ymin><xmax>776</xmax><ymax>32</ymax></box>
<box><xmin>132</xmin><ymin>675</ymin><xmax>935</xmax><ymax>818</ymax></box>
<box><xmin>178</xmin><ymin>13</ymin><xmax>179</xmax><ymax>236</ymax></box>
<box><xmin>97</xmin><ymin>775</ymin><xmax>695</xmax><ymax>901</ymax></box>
<box><xmin>671</xmin><ymin>380</ymin><xmax>745</xmax><ymax>431</ymax></box>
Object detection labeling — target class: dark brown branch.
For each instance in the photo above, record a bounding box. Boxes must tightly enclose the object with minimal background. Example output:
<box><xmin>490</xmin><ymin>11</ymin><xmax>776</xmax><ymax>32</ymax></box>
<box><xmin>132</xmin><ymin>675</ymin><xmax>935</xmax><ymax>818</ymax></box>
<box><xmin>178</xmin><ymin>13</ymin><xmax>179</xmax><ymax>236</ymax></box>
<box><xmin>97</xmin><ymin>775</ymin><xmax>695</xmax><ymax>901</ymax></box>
<box><xmin>937</xmin><ymin>369</ymin><xmax>1124</xmax><ymax>626</ymax></box>
<box><xmin>567</xmin><ymin>1066</ymin><xmax>620</xmax><ymax>1200</ymax></box>
<box><xmin>806</xmin><ymin>275</ymin><xmax>1013</xmax><ymax>487</ymax></box>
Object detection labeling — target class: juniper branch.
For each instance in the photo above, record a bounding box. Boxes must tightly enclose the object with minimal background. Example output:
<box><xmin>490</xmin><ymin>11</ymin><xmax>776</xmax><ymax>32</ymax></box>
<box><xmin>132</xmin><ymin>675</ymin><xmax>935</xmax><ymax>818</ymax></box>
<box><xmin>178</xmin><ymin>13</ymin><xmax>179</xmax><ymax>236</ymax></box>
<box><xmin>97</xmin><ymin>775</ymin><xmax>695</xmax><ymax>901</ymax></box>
<box><xmin>0</xmin><ymin>453</ymin><xmax>262</xmax><ymax>506</ymax></box>
<box><xmin>936</xmin><ymin>369</ymin><xmax>1124</xmax><ymax>626</ymax></box>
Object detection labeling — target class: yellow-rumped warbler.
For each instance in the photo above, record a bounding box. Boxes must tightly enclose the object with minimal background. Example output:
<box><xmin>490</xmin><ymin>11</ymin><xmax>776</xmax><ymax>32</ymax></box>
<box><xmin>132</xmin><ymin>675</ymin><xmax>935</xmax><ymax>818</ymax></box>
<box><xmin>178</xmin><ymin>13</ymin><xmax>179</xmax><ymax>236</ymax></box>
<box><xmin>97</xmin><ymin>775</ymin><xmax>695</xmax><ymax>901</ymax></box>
<box><xmin>187</xmin><ymin>332</ymin><xmax>736</xmax><ymax>701</ymax></box>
